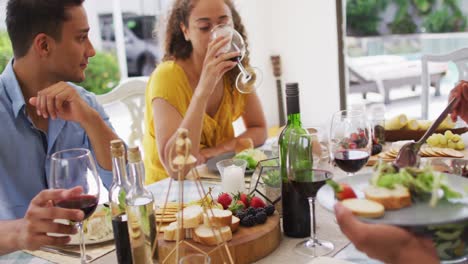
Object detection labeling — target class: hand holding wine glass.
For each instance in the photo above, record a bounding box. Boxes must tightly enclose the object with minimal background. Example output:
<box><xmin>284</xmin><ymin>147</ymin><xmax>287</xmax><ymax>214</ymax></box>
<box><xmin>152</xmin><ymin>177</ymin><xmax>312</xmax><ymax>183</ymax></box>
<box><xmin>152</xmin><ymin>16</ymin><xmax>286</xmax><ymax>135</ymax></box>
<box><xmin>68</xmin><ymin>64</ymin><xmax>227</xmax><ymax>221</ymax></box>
<box><xmin>15</xmin><ymin>187</ymin><xmax>84</xmax><ymax>251</ymax></box>
<box><xmin>211</xmin><ymin>24</ymin><xmax>263</xmax><ymax>94</ymax></box>
<box><xmin>329</xmin><ymin>110</ymin><xmax>372</xmax><ymax>176</ymax></box>
<box><xmin>287</xmin><ymin>130</ymin><xmax>334</xmax><ymax>256</ymax></box>
<box><xmin>50</xmin><ymin>148</ymin><xmax>100</xmax><ymax>264</ymax></box>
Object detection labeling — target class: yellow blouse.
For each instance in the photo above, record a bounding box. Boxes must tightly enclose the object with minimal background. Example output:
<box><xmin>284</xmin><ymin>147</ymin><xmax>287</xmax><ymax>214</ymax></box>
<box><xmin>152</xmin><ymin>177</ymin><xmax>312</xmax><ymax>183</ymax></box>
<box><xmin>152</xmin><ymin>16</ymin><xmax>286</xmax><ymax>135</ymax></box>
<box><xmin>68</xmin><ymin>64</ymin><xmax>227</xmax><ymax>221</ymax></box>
<box><xmin>143</xmin><ymin>61</ymin><xmax>246</xmax><ymax>184</ymax></box>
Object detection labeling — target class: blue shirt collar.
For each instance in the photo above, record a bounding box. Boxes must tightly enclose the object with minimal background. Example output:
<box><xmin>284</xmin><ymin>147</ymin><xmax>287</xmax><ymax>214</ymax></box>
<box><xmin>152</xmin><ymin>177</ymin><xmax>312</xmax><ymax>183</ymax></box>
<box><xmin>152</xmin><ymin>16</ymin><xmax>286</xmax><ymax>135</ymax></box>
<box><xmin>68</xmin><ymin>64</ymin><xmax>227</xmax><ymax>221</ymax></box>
<box><xmin>1</xmin><ymin>60</ymin><xmax>27</xmax><ymax>118</ymax></box>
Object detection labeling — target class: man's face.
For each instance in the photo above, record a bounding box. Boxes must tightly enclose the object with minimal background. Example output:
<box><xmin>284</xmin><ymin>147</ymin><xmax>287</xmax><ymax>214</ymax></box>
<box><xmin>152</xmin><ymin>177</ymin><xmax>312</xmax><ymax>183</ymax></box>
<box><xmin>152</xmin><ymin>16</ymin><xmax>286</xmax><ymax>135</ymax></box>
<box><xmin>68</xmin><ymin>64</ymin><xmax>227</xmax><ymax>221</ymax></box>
<box><xmin>47</xmin><ymin>5</ymin><xmax>95</xmax><ymax>83</ymax></box>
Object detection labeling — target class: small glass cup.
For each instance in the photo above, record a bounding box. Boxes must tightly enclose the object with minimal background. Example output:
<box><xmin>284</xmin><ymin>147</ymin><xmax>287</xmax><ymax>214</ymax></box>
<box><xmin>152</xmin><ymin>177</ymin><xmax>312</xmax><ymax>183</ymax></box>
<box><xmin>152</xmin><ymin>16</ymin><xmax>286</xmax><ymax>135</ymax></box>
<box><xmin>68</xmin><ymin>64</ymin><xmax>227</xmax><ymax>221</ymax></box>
<box><xmin>179</xmin><ymin>254</ymin><xmax>211</xmax><ymax>264</ymax></box>
<box><xmin>216</xmin><ymin>159</ymin><xmax>247</xmax><ymax>194</ymax></box>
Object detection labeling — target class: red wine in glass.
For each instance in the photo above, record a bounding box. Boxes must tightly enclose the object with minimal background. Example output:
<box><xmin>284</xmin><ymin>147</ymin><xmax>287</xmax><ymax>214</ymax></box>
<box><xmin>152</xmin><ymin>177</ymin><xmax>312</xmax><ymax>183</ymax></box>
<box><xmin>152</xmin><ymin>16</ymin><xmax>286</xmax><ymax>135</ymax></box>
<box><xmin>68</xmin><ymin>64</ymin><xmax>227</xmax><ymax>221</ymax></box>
<box><xmin>291</xmin><ymin>169</ymin><xmax>333</xmax><ymax>198</ymax></box>
<box><xmin>56</xmin><ymin>194</ymin><xmax>98</xmax><ymax>220</ymax></box>
<box><xmin>334</xmin><ymin>150</ymin><xmax>369</xmax><ymax>173</ymax></box>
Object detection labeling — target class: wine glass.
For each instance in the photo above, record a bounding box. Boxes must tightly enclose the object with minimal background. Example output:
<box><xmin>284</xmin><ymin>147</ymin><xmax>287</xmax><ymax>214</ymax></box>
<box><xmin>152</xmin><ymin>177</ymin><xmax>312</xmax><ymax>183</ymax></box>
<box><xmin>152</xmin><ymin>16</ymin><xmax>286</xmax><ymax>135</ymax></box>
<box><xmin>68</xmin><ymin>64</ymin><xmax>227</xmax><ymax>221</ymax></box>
<box><xmin>329</xmin><ymin>110</ymin><xmax>372</xmax><ymax>176</ymax></box>
<box><xmin>287</xmin><ymin>130</ymin><xmax>334</xmax><ymax>256</ymax></box>
<box><xmin>211</xmin><ymin>23</ymin><xmax>263</xmax><ymax>94</ymax></box>
<box><xmin>50</xmin><ymin>148</ymin><xmax>100</xmax><ymax>264</ymax></box>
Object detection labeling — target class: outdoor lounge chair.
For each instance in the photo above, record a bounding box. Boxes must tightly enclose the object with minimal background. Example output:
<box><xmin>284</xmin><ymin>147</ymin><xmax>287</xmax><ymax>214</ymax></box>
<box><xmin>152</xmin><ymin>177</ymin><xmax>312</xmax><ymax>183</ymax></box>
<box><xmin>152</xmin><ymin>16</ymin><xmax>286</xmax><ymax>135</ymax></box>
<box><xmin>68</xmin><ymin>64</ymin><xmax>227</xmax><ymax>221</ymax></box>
<box><xmin>348</xmin><ymin>55</ymin><xmax>447</xmax><ymax>104</ymax></box>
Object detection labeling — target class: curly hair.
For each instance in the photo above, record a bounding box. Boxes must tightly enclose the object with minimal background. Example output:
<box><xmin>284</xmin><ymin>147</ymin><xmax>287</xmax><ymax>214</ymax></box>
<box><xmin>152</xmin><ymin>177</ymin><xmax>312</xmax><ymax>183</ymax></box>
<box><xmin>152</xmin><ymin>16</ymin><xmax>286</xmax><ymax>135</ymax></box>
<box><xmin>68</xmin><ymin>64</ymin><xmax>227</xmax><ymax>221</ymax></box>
<box><xmin>163</xmin><ymin>0</ymin><xmax>251</xmax><ymax>88</ymax></box>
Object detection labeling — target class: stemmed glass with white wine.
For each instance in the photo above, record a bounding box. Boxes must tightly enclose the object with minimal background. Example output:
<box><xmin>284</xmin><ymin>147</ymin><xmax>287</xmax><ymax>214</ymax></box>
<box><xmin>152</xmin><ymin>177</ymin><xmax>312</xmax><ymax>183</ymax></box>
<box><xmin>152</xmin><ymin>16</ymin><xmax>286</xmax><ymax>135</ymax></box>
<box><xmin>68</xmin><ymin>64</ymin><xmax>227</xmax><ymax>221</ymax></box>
<box><xmin>50</xmin><ymin>148</ymin><xmax>100</xmax><ymax>264</ymax></box>
<box><xmin>211</xmin><ymin>23</ymin><xmax>263</xmax><ymax>94</ymax></box>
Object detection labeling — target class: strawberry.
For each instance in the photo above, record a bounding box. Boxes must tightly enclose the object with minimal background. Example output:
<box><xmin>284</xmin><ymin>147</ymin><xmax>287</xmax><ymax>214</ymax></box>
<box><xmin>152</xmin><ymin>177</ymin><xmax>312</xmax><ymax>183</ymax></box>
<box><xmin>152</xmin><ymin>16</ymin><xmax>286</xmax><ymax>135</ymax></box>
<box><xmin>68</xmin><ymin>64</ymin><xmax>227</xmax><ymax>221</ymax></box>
<box><xmin>217</xmin><ymin>192</ymin><xmax>232</xmax><ymax>210</ymax></box>
<box><xmin>234</xmin><ymin>192</ymin><xmax>251</xmax><ymax>207</ymax></box>
<box><xmin>326</xmin><ymin>180</ymin><xmax>357</xmax><ymax>201</ymax></box>
<box><xmin>228</xmin><ymin>200</ymin><xmax>245</xmax><ymax>213</ymax></box>
<box><xmin>250</xmin><ymin>196</ymin><xmax>266</xmax><ymax>208</ymax></box>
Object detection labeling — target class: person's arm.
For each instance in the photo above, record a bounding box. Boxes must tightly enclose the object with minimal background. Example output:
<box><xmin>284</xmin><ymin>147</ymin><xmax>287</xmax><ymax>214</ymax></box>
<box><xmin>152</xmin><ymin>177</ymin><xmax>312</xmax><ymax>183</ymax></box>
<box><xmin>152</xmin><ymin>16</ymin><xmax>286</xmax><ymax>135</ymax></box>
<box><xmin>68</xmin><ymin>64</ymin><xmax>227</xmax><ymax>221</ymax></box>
<box><xmin>199</xmin><ymin>92</ymin><xmax>267</xmax><ymax>160</ymax></box>
<box><xmin>0</xmin><ymin>188</ymin><xmax>84</xmax><ymax>255</ymax></box>
<box><xmin>449</xmin><ymin>80</ymin><xmax>468</xmax><ymax>122</ymax></box>
<box><xmin>334</xmin><ymin>203</ymin><xmax>438</xmax><ymax>264</ymax></box>
<box><xmin>29</xmin><ymin>82</ymin><xmax>118</xmax><ymax>170</ymax></box>
<box><xmin>153</xmin><ymin>37</ymin><xmax>239</xmax><ymax>177</ymax></box>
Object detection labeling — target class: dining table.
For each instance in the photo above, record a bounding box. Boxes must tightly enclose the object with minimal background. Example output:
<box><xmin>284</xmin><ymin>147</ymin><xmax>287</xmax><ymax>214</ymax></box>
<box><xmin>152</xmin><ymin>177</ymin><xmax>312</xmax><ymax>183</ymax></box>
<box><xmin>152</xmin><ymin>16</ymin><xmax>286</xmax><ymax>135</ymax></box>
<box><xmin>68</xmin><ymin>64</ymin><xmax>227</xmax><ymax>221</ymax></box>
<box><xmin>0</xmin><ymin>156</ymin><xmax>385</xmax><ymax>264</ymax></box>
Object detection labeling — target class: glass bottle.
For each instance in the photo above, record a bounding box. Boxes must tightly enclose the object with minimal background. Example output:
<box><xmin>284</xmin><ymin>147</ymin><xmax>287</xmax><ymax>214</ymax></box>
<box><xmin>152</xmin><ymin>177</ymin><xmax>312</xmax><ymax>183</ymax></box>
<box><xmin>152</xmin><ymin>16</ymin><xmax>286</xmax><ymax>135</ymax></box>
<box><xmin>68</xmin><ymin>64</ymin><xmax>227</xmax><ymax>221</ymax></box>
<box><xmin>126</xmin><ymin>146</ymin><xmax>156</xmax><ymax>264</ymax></box>
<box><xmin>109</xmin><ymin>139</ymin><xmax>133</xmax><ymax>264</ymax></box>
<box><xmin>279</xmin><ymin>82</ymin><xmax>311</xmax><ymax>238</ymax></box>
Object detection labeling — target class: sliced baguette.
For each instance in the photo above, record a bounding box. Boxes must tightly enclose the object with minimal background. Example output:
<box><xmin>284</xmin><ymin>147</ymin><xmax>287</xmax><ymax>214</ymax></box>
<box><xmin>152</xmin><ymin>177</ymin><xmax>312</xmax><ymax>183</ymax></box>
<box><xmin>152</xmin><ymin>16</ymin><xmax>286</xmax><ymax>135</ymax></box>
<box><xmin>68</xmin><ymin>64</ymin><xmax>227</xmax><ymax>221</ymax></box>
<box><xmin>364</xmin><ymin>185</ymin><xmax>411</xmax><ymax>210</ymax></box>
<box><xmin>204</xmin><ymin>208</ymin><xmax>232</xmax><ymax>227</ymax></box>
<box><xmin>230</xmin><ymin>216</ymin><xmax>240</xmax><ymax>233</ymax></box>
<box><xmin>342</xmin><ymin>198</ymin><xmax>385</xmax><ymax>218</ymax></box>
<box><xmin>193</xmin><ymin>225</ymin><xmax>232</xmax><ymax>246</ymax></box>
<box><xmin>176</xmin><ymin>205</ymin><xmax>203</xmax><ymax>228</ymax></box>
<box><xmin>163</xmin><ymin>222</ymin><xmax>184</xmax><ymax>241</ymax></box>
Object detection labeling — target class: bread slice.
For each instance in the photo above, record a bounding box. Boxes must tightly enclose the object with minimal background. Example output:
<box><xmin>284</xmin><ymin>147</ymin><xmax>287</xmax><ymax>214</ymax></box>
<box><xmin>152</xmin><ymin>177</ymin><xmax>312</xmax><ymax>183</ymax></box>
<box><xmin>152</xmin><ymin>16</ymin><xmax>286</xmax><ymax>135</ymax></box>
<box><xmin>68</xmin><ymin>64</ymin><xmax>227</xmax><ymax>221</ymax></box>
<box><xmin>230</xmin><ymin>216</ymin><xmax>240</xmax><ymax>233</ymax></box>
<box><xmin>176</xmin><ymin>205</ymin><xmax>203</xmax><ymax>228</ymax></box>
<box><xmin>204</xmin><ymin>208</ymin><xmax>232</xmax><ymax>227</ymax></box>
<box><xmin>342</xmin><ymin>198</ymin><xmax>385</xmax><ymax>218</ymax></box>
<box><xmin>163</xmin><ymin>222</ymin><xmax>184</xmax><ymax>241</ymax></box>
<box><xmin>364</xmin><ymin>185</ymin><xmax>411</xmax><ymax>210</ymax></box>
<box><xmin>193</xmin><ymin>225</ymin><xmax>232</xmax><ymax>246</ymax></box>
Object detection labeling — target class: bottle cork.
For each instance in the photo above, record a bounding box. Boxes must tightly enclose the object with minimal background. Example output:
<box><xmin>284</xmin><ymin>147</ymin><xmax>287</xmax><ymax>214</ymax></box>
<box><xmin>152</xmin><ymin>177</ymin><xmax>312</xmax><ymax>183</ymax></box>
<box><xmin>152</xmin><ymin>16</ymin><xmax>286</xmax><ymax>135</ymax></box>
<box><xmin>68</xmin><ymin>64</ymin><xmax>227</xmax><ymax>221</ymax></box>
<box><xmin>110</xmin><ymin>139</ymin><xmax>125</xmax><ymax>157</ymax></box>
<box><xmin>127</xmin><ymin>146</ymin><xmax>142</xmax><ymax>163</ymax></box>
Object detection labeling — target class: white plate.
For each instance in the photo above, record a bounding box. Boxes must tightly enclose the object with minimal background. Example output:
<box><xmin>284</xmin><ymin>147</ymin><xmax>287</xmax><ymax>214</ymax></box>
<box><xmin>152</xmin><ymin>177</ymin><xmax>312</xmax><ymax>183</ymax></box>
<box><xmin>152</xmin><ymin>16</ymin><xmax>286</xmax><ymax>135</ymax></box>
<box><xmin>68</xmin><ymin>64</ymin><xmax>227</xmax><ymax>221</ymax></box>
<box><xmin>316</xmin><ymin>172</ymin><xmax>468</xmax><ymax>226</ymax></box>
<box><xmin>68</xmin><ymin>231</ymin><xmax>114</xmax><ymax>245</ymax></box>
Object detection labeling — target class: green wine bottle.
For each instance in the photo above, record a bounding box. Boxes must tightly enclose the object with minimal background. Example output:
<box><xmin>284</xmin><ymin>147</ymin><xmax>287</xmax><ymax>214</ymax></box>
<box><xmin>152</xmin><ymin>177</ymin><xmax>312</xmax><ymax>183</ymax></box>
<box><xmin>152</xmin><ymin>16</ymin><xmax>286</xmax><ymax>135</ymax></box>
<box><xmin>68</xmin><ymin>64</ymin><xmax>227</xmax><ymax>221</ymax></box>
<box><xmin>279</xmin><ymin>83</ymin><xmax>311</xmax><ymax>238</ymax></box>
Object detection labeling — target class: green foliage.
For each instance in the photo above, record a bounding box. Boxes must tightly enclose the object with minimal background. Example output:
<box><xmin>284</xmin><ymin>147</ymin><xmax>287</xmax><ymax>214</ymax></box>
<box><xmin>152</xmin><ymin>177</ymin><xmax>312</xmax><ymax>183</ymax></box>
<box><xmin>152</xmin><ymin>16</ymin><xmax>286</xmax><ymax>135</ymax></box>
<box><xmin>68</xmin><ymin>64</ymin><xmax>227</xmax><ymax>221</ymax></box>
<box><xmin>423</xmin><ymin>1</ymin><xmax>466</xmax><ymax>33</ymax></box>
<box><xmin>346</xmin><ymin>0</ymin><xmax>388</xmax><ymax>36</ymax></box>
<box><xmin>0</xmin><ymin>32</ymin><xmax>13</xmax><ymax>73</ymax></box>
<box><xmin>412</xmin><ymin>0</ymin><xmax>436</xmax><ymax>14</ymax></box>
<box><xmin>78</xmin><ymin>52</ymin><xmax>120</xmax><ymax>95</ymax></box>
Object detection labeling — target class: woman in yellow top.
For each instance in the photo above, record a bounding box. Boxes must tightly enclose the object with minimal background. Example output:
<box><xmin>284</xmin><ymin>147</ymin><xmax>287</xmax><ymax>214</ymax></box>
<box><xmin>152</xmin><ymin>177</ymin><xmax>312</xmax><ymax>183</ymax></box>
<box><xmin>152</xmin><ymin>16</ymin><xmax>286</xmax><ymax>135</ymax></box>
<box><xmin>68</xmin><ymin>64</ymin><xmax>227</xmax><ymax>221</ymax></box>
<box><xmin>143</xmin><ymin>0</ymin><xmax>267</xmax><ymax>184</ymax></box>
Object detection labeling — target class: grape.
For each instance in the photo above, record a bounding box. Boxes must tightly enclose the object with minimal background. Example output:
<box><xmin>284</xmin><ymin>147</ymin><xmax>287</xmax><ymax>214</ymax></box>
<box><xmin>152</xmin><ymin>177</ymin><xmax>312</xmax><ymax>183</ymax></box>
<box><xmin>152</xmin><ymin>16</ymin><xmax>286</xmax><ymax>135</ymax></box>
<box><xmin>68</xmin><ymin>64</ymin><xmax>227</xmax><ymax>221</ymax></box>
<box><xmin>444</xmin><ymin>130</ymin><xmax>454</xmax><ymax>140</ymax></box>
<box><xmin>448</xmin><ymin>141</ymin><xmax>456</xmax><ymax>149</ymax></box>
<box><xmin>456</xmin><ymin>141</ymin><xmax>465</xmax><ymax>150</ymax></box>
<box><xmin>439</xmin><ymin>136</ymin><xmax>448</xmax><ymax>147</ymax></box>
<box><xmin>452</xmin><ymin>134</ymin><xmax>462</xmax><ymax>143</ymax></box>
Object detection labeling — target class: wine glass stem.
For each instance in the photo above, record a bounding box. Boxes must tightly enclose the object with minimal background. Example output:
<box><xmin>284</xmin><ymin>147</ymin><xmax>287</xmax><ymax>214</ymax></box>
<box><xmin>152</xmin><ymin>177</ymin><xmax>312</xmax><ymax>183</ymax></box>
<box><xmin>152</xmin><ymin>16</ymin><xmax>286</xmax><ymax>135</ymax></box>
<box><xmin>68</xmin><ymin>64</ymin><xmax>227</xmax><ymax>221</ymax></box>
<box><xmin>347</xmin><ymin>172</ymin><xmax>355</xmax><ymax>177</ymax></box>
<box><xmin>77</xmin><ymin>221</ymin><xmax>87</xmax><ymax>264</ymax></box>
<box><xmin>308</xmin><ymin>197</ymin><xmax>317</xmax><ymax>243</ymax></box>
<box><xmin>237</xmin><ymin>62</ymin><xmax>251</xmax><ymax>80</ymax></box>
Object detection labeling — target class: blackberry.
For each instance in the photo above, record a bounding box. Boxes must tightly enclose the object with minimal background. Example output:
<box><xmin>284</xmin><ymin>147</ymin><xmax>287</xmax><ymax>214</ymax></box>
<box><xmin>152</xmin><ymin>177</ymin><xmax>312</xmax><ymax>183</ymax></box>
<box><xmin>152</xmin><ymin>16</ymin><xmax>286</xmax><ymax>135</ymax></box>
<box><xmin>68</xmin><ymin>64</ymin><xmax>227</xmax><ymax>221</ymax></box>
<box><xmin>371</xmin><ymin>143</ymin><xmax>383</xmax><ymax>155</ymax></box>
<box><xmin>255</xmin><ymin>207</ymin><xmax>265</xmax><ymax>214</ymax></box>
<box><xmin>254</xmin><ymin>211</ymin><xmax>267</xmax><ymax>224</ymax></box>
<box><xmin>240</xmin><ymin>215</ymin><xmax>256</xmax><ymax>227</ymax></box>
<box><xmin>246</xmin><ymin>207</ymin><xmax>256</xmax><ymax>216</ymax></box>
<box><xmin>264</xmin><ymin>204</ymin><xmax>275</xmax><ymax>216</ymax></box>
<box><xmin>235</xmin><ymin>210</ymin><xmax>247</xmax><ymax>220</ymax></box>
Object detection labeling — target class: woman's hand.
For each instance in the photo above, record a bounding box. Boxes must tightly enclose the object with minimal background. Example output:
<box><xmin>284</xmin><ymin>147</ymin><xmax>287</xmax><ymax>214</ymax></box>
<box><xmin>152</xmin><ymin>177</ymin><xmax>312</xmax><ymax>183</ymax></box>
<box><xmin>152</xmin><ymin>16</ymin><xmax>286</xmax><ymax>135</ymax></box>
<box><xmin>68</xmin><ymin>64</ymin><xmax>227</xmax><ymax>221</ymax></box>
<box><xmin>449</xmin><ymin>80</ymin><xmax>468</xmax><ymax>122</ymax></box>
<box><xmin>195</xmin><ymin>36</ymin><xmax>238</xmax><ymax>98</ymax></box>
<box><xmin>335</xmin><ymin>203</ymin><xmax>438</xmax><ymax>264</ymax></box>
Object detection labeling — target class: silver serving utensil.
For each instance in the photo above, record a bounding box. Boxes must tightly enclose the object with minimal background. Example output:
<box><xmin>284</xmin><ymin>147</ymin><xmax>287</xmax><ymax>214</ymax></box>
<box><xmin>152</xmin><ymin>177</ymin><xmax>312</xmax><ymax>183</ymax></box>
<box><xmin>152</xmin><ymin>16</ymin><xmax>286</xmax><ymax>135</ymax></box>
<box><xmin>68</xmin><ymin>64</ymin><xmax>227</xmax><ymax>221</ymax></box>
<box><xmin>40</xmin><ymin>246</ymin><xmax>92</xmax><ymax>261</ymax></box>
<box><xmin>393</xmin><ymin>97</ymin><xmax>459</xmax><ymax>169</ymax></box>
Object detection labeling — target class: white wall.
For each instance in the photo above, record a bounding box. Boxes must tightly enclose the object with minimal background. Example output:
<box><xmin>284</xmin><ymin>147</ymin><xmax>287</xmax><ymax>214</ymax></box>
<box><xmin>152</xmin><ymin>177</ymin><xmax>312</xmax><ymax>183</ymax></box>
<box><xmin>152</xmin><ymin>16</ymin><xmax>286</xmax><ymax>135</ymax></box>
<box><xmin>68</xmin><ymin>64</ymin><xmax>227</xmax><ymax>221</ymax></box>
<box><xmin>236</xmin><ymin>0</ymin><xmax>341</xmax><ymax>128</ymax></box>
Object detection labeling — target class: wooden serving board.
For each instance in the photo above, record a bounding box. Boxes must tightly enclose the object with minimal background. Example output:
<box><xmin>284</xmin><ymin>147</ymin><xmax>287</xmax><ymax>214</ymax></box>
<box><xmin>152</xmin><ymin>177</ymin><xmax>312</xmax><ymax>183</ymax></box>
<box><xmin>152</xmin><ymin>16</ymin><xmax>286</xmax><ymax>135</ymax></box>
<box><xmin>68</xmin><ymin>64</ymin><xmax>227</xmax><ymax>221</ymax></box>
<box><xmin>157</xmin><ymin>213</ymin><xmax>281</xmax><ymax>264</ymax></box>
<box><xmin>385</xmin><ymin>127</ymin><xmax>468</xmax><ymax>142</ymax></box>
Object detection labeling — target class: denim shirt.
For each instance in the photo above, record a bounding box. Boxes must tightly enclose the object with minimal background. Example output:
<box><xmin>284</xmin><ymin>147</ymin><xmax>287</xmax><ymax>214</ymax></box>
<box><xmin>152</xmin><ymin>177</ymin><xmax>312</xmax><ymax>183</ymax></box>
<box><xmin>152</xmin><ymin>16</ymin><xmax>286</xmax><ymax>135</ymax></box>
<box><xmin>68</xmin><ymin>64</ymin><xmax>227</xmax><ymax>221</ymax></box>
<box><xmin>0</xmin><ymin>61</ymin><xmax>113</xmax><ymax>220</ymax></box>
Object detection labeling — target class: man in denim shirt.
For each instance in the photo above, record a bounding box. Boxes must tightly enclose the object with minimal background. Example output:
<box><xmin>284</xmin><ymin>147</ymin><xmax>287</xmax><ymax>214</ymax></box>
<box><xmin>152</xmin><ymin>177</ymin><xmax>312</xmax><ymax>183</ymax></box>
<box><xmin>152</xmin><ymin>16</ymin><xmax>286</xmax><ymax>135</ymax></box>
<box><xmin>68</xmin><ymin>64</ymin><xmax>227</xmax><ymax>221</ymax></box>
<box><xmin>0</xmin><ymin>0</ymin><xmax>119</xmax><ymax>254</ymax></box>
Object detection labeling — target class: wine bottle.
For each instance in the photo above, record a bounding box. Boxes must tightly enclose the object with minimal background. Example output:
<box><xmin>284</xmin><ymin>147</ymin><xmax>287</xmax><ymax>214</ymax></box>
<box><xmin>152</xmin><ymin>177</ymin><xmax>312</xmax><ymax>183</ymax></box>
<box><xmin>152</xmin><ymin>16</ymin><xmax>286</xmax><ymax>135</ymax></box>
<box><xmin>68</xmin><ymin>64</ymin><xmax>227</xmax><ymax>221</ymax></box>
<box><xmin>109</xmin><ymin>139</ymin><xmax>133</xmax><ymax>264</ymax></box>
<box><xmin>126</xmin><ymin>146</ymin><xmax>157</xmax><ymax>264</ymax></box>
<box><xmin>279</xmin><ymin>82</ymin><xmax>311</xmax><ymax>238</ymax></box>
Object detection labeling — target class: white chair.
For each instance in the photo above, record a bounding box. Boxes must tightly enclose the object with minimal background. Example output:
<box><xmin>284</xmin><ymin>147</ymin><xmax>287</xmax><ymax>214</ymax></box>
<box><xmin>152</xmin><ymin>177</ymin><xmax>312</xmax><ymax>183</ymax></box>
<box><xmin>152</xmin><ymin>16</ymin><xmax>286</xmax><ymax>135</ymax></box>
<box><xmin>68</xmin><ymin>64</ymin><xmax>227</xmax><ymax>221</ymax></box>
<box><xmin>97</xmin><ymin>77</ymin><xmax>148</xmax><ymax>146</ymax></box>
<box><xmin>421</xmin><ymin>48</ymin><xmax>468</xmax><ymax>119</ymax></box>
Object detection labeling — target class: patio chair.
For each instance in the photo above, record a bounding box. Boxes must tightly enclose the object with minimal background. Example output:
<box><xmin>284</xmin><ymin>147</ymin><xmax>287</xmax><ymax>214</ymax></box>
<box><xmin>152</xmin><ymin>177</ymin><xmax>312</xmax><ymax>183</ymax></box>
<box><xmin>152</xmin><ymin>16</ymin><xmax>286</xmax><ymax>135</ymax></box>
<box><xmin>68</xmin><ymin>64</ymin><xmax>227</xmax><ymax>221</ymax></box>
<box><xmin>348</xmin><ymin>55</ymin><xmax>447</xmax><ymax>104</ymax></box>
<box><xmin>96</xmin><ymin>77</ymin><xmax>148</xmax><ymax>146</ymax></box>
<box><xmin>421</xmin><ymin>47</ymin><xmax>468</xmax><ymax>119</ymax></box>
